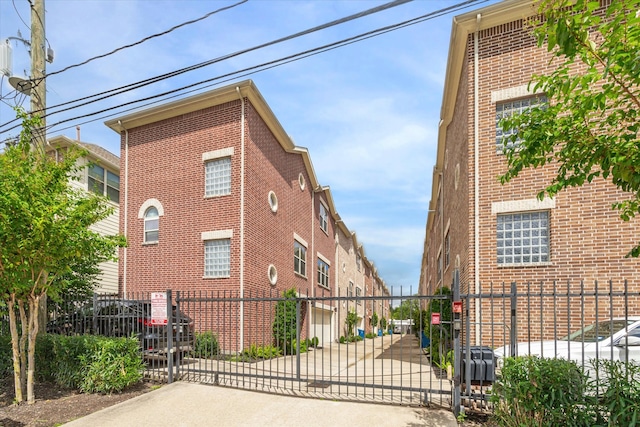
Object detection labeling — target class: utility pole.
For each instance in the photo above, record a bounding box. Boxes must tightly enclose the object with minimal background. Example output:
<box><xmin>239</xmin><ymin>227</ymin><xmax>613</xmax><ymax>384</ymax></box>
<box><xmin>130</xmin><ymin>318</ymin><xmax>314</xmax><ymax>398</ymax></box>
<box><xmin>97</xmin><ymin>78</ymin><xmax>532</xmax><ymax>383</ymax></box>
<box><xmin>30</xmin><ymin>0</ymin><xmax>46</xmax><ymax>152</ymax></box>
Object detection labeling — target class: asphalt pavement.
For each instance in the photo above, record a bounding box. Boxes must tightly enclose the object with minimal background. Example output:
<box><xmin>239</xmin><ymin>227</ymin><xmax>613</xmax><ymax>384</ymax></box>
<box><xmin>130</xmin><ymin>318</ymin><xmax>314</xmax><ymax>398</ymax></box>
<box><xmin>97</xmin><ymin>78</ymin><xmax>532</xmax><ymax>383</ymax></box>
<box><xmin>62</xmin><ymin>381</ymin><xmax>459</xmax><ymax>427</ymax></box>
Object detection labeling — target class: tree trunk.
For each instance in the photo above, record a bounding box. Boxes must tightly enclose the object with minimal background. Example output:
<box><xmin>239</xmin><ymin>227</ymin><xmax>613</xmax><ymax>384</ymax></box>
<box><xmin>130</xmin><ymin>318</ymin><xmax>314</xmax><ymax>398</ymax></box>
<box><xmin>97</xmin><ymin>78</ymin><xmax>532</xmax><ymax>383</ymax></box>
<box><xmin>18</xmin><ymin>300</ymin><xmax>27</xmax><ymax>398</ymax></box>
<box><xmin>7</xmin><ymin>294</ymin><xmax>23</xmax><ymax>403</ymax></box>
<box><xmin>27</xmin><ymin>295</ymin><xmax>41</xmax><ymax>404</ymax></box>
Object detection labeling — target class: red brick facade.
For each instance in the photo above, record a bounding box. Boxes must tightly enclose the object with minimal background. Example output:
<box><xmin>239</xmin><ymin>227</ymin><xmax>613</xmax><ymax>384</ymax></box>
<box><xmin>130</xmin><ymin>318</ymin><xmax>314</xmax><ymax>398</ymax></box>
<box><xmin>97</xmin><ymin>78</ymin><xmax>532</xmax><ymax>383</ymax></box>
<box><xmin>420</xmin><ymin>1</ymin><xmax>640</xmax><ymax>344</ymax></box>
<box><xmin>107</xmin><ymin>81</ymin><xmax>389</xmax><ymax>351</ymax></box>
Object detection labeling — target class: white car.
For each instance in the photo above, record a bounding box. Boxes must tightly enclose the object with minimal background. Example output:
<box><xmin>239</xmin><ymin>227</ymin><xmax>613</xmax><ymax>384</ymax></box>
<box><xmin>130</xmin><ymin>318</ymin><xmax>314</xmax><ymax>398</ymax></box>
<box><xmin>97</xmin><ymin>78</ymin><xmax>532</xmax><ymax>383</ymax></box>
<box><xmin>493</xmin><ymin>317</ymin><xmax>640</xmax><ymax>369</ymax></box>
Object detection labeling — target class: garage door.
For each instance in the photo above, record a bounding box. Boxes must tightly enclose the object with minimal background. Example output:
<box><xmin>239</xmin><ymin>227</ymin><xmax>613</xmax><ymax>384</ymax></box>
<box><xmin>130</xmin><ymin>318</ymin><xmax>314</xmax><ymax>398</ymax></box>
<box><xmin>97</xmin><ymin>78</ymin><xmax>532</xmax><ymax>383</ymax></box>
<box><xmin>310</xmin><ymin>307</ymin><xmax>333</xmax><ymax>348</ymax></box>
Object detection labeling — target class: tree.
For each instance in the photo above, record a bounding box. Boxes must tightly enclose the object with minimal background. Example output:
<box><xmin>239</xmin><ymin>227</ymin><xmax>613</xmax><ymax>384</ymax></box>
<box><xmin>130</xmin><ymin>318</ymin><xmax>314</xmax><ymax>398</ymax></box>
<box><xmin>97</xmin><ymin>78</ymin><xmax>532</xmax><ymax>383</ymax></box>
<box><xmin>391</xmin><ymin>297</ymin><xmax>419</xmax><ymax>320</ymax></box>
<box><xmin>499</xmin><ymin>0</ymin><xmax>640</xmax><ymax>256</ymax></box>
<box><xmin>272</xmin><ymin>288</ymin><xmax>297</xmax><ymax>354</ymax></box>
<box><xmin>0</xmin><ymin>109</ymin><xmax>125</xmax><ymax>404</ymax></box>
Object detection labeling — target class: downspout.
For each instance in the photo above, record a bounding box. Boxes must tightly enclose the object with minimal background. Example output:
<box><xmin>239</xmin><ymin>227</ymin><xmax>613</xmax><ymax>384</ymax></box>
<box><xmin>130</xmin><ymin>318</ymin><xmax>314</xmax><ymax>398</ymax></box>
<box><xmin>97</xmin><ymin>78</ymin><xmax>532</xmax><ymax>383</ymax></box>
<box><xmin>474</xmin><ymin>14</ymin><xmax>481</xmax><ymax>344</ymax></box>
<box><xmin>118</xmin><ymin>120</ymin><xmax>129</xmax><ymax>296</ymax></box>
<box><xmin>236</xmin><ymin>87</ymin><xmax>246</xmax><ymax>351</ymax></box>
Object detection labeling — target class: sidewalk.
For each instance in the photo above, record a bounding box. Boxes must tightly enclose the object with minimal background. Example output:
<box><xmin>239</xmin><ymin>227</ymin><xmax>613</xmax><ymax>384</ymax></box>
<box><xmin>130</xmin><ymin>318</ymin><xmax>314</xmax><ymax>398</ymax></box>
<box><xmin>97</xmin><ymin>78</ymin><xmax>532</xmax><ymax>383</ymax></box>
<box><xmin>62</xmin><ymin>382</ymin><xmax>458</xmax><ymax>427</ymax></box>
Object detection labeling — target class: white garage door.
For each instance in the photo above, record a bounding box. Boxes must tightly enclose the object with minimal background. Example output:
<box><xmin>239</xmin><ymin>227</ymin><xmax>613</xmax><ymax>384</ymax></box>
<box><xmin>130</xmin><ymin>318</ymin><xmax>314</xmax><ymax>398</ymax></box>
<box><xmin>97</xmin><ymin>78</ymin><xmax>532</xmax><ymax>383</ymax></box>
<box><xmin>311</xmin><ymin>307</ymin><xmax>333</xmax><ymax>347</ymax></box>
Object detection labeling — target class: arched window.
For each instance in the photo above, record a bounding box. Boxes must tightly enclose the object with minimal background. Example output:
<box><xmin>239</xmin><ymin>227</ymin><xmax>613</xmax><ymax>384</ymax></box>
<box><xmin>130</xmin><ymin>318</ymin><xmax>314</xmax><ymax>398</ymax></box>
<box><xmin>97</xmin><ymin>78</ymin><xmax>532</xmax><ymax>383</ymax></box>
<box><xmin>144</xmin><ymin>207</ymin><xmax>159</xmax><ymax>243</ymax></box>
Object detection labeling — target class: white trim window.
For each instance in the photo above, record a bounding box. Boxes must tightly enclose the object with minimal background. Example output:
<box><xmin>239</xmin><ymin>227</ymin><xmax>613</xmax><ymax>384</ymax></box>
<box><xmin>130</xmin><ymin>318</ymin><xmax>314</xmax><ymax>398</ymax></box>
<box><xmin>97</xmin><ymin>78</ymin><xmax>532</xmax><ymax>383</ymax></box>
<box><xmin>317</xmin><ymin>258</ymin><xmax>329</xmax><ymax>288</ymax></box>
<box><xmin>294</xmin><ymin>240</ymin><xmax>307</xmax><ymax>277</ymax></box>
<box><xmin>356</xmin><ymin>286</ymin><xmax>362</xmax><ymax>305</ymax></box>
<box><xmin>205</xmin><ymin>157</ymin><xmax>231</xmax><ymax>197</ymax></box>
<box><xmin>143</xmin><ymin>207</ymin><xmax>159</xmax><ymax>243</ymax></box>
<box><xmin>319</xmin><ymin>203</ymin><xmax>328</xmax><ymax>233</ymax></box>
<box><xmin>348</xmin><ymin>281</ymin><xmax>354</xmax><ymax>297</ymax></box>
<box><xmin>496</xmin><ymin>95</ymin><xmax>547</xmax><ymax>153</ymax></box>
<box><xmin>204</xmin><ymin>239</ymin><xmax>231</xmax><ymax>278</ymax></box>
<box><xmin>497</xmin><ymin>211</ymin><xmax>549</xmax><ymax>265</ymax></box>
<box><xmin>88</xmin><ymin>163</ymin><xmax>120</xmax><ymax>203</ymax></box>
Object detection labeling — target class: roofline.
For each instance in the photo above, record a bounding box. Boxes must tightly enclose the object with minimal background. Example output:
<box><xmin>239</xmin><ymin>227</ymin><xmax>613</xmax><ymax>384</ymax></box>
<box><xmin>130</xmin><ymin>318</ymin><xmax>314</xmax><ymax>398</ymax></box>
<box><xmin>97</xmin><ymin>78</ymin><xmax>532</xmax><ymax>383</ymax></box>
<box><xmin>423</xmin><ymin>0</ymin><xmax>538</xmax><ymax>292</ymax></box>
<box><xmin>47</xmin><ymin>135</ymin><xmax>120</xmax><ymax>171</ymax></box>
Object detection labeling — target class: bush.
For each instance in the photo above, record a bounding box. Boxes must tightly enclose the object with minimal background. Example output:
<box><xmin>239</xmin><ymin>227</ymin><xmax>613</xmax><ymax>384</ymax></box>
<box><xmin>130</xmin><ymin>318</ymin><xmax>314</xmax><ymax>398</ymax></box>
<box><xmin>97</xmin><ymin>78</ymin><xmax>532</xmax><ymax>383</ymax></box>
<box><xmin>79</xmin><ymin>336</ymin><xmax>144</xmax><ymax>394</ymax></box>
<box><xmin>365</xmin><ymin>332</ymin><xmax>377</xmax><ymax>339</ymax></box>
<box><xmin>490</xmin><ymin>356</ymin><xmax>594</xmax><ymax>427</ymax></box>
<box><xmin>344</xmin><ymin>310</ymin><xmax>359</xmax><ymax>337</ymax></box>
<box><xmin>35</xmin><ymin>333</ymin><xmax>56</xmax><ymax>382</ymax></box>
<box><xmin>193</xmin><ymin>331</ymin><xmax>219</xmax><ymax>359</ymax></box>
<box><xmin>242</xmin><ymin>344</ymin><xmax>283</xmax><ymax>360</ymax></box>
<box><xmin>52</xmin><ymin>334</ymin><xmax>98</xmax><ymax>389</ymax></box>
<box><xmin>308</xmin><ymin>336</ymin><xmax>319</xmax><ymax>348</ymax></box>
<box><xmin>0</xmin><ymin>335</ymin><xmax>12</xmax><ymax>378</ymax></box>
<box><xmin>592</xmin><ymin>359</ymin><xmax>640</xmax><ymax>426</ymax></box>
<box><xmin>273</xmin><ymin>288</ymin><xmax>298</xmax><ymax>354</ymax></box>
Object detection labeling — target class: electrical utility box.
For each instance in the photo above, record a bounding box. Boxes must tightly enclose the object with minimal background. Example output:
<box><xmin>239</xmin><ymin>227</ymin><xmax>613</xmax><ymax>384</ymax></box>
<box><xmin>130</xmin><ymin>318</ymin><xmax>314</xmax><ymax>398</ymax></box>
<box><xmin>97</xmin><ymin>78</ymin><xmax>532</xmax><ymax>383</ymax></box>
<box><xmin>0</xmin><ymin>39</ymin><xmax>12</xmax><ymax>77</ymax></box>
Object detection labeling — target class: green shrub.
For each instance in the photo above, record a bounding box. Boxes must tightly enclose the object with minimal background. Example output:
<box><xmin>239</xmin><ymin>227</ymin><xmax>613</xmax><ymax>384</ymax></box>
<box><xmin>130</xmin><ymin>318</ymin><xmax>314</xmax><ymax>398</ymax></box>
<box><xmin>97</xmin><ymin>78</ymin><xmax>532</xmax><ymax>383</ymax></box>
<box><xmin>273</xmin><ymin>288</ymin><xmax>298</xmax><ymax>354</ymax></box>
<box><xmin>339</xmin><ymin>336</ymin><xmax>346</xmax><ymax>344</ymax></box>
<box><xmin>380</xmin><ymin>317</ymin><xmax>387</xmax><ymax>330</ymax></box>
<box><xmin>242</xmin><ymin>344</ymin><xmax>283</xmax><ymax>360</ymax></box>
<box><xmin>490</xmin><ymin>356</ymin><xmax>594</xmax><ymax>427</ymax></box>
<box><xmin>308</xmin><ymin>337</ymin><xmax>319</xmax><ymax>348</ymax></box>
<box><xmin>592</xmin><ymin>359</ymin><xmax>640</xmax><ymax>426</ymax></box>
<box><xmin>344</xmin><ymin>310</ymin><xmax>359</xmax><ymax>337</ymax></box>
<box><xmin>52</xmin><ymin>334</ymin><xmax>98</xmax><ymax>389</ymax></box>
<box><xmin>193</xmin><ymin>331</ymin><xmax>219</xmax><ymax>359</ymax></box>
<box><xmin>79</xmin><ymin>336</ymin><xmax>144</xmax><ymax>394</ymax></box>
<box><xmin>0</xmin><ymin>335</ymin><xmax>12</xmax><ymax>378</ymax></box>
<box><xmin>365</xmin><ymin>332</ymin><xmax>377</xmax><ymax>339</ymax></box>
<box><xmin>35</xmin><ymin>333</ymin><xmax>56</xmax><ymax>382</ymax></box>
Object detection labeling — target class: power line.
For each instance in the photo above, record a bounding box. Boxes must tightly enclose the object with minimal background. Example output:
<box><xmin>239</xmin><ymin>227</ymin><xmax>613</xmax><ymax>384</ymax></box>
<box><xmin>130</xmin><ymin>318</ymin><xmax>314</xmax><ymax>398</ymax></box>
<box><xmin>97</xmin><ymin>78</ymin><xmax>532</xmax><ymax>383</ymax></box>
<box><xmin>45</xmin><ymin>0</ymin><xmax>248</xmax><ymax>78</ymax></box>
<box><xmin>39</xmin><ymin>0</ymin><xmax>485</xmax><ymax>134</ymax></box>
<box><xmin>0</xmin><ymin>0</ymin><xmax>413</xmax><ymax>131</ymax></box>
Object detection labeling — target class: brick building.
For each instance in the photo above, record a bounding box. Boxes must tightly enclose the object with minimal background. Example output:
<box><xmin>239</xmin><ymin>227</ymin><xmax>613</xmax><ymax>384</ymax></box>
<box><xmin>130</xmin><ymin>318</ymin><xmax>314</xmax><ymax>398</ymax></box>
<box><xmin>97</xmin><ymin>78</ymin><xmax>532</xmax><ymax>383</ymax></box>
<box><xmin>419</xmin><ymin>0</ymin><xmax>640</xmax><ymax>344</ymax></box>
<box><xmin>105</xmin><ymin>80</ymin><xmax>388</xmax><ymax>351</ymax></box>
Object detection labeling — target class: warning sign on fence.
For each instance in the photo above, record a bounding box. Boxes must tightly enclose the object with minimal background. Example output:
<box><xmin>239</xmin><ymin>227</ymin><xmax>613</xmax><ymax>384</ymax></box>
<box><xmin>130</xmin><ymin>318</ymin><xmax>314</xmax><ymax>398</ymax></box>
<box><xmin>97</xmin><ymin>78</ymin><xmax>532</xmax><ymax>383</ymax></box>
<box><xmin>151</xmin><ymin>292</ymin><xmax>167</xmax><ymax>325</ymax></box>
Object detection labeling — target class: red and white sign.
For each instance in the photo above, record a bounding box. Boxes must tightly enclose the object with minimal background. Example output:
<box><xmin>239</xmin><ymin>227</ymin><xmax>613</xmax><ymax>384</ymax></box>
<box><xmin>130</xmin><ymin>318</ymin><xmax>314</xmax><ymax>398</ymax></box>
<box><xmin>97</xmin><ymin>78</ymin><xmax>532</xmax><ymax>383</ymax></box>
<box><xmin>431</xmin><ymin>313</ymin><xmax>441</xmax><ymax>325</ymax></box>
<box><xmin>151</xmin><ymin>292</ymin><xmax>168</xmax><ymax>325</ymax></box>
<box><xmin>453</xmin><ymin>301</ymin><xmax>463</xmax><ymax>314</ymax></box>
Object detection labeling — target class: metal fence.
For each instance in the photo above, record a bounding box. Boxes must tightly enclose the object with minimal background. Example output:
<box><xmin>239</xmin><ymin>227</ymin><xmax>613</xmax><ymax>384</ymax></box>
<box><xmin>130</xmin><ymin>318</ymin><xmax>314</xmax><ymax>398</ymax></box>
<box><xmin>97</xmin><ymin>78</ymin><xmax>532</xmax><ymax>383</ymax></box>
<box><xmin>15</xmin><ymin>289</ymin><xmax>453</xmax><ymax>407</ymax></box>
<box><xmin>453</xmin><ymin>272</ymin><xmax>640</xmax><ymax>415</ymax></box>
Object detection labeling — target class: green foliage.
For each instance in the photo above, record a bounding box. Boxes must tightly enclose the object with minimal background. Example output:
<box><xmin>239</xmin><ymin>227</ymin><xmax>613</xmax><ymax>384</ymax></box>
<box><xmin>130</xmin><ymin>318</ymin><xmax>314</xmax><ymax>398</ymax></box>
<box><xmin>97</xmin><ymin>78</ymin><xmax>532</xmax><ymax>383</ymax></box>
<box><xmin>240</xmin><ymin>344</ymin><xmax>283</xmax><ymax>360</ymax></box>
<box><xmin>344</xmin><ymin>310</ymin><xmax>359</xmax><ymax>337</ymax></box>
<box><xmin>308</xmin><ymin>336</ymin><xmax>319</xmax><ymax>348</ymax></box>
<box><xmin>192</xmin><ymin>331</ymin><xmax>219</xmax><ymax>359</ymax></box>
<box><xmin>490</xmin><ymin>356</ymin><xmax>595</xmax><ymax>427</ymax></box>
<box><xmin>272</xmin><ymin>288</ymin><xmax>298</xmax><ymax>354</ymax></box>
<box><xmin>365</xmin><ymin>332</ymin><xmax>377</xmax><ymax>339</ymax></box>
<box><xmin>498</xmin><ymin>0</ymin><xmax>640</xmax><ymax>256</ymax></box>
<box><xmin>370</xmin><ymin>312</ymin><xmax>379</xmax><ymax>329</ymax></box>
<box><xmin>79</xmin><ymin>336</ymin><xmax>144</xmax><ymax>394</ymax></box>
<box><xmin>591</xmin><ymin>359</ymin><xmax>640</xmax><ymax>426</ymax></box>
<box><xmin>0</xmin><ymin>108</ymin><xmax>126</xmax><ymax>403</ymax></box>
<box><xmin>0</xmin><ymin>335</ymin><xmax>11</xmax><ymax>377</ymax></box>
<box><xmin>425</xmin><ymin>287</ymin><xmax>452</xmax><ymax>365</ymax></box>
<box><xmin>391</xmin><ymin>298</ymin><xmax>419</xmax><ymax>320</ymax></box>
<box><xmin>380</xmin><ymin>317</ymin><xmax>387</xmax><ymax>330</ymax></box>
<box><xmin>339</xmin><ymin>335</ymin><xmax>363</xmax><ymax>343</ymax></box>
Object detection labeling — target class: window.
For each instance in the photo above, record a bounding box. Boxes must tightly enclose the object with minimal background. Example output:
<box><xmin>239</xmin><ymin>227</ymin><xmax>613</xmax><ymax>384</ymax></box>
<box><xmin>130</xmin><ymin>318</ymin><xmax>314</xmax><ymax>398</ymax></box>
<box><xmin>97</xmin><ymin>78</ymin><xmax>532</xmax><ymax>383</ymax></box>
<box><xmin>496</xmin><ymin>95</ymin><xmax>547</xmax><ymax>152</ymax></box>
<box><xmin>437</xmin><ymin>252</ymin><xmax>442</xmax><ymax>282</ymax></box>
<box><xmin>294</xmin><ymin>241</ymin><xmax>307</xmax><ymax>277</ymax></box>
<box><xmin>356</xmin><ymin>254</ymin><xmax>361</xmax><ymax>272</ymax></box>
<box><xmin>445</xmin><ymin>231</ymin><xmax>450</xmax><ymax>268</ymax></box>
<box><xmin>88</xmin><ymin>164</ymin><xmax>119</xmax><ymax>203</ymax></box>
<box><xmin>319</xmin><ymin>203</ymin><xmax>328</xmax><ymax>233</ymax></box>
<box><xmin>348</xmin><ymin>281</ymin><xmax>354</xmax><ymax>297</ymax></box>
<box><xmin>204</xmin><ymin>239</ymin><xmax>231</xmax><ymax>278</ymax></box>
<box><xmin>144</xmin><ymin>207</ymin><xmax>159</xmax><ymax>243</ymax></box>
<box><xmin>205</xmin><ymin>157</ymin><xmax>231</xmax><ymax>197</ymax></box>
<box><xmin>317</xmin><ymin>259</ymin><xmax>329</xmax><ymax>288</ymax></box>
<box><xmin>497</xmin><ymin>211</ymin><xmax>549</xmax><ymax>265</ymax></box>
<box><xmin>356</xmin><ymin>286</ymin><xmax>362</xmax><ymax>304</ymax></box>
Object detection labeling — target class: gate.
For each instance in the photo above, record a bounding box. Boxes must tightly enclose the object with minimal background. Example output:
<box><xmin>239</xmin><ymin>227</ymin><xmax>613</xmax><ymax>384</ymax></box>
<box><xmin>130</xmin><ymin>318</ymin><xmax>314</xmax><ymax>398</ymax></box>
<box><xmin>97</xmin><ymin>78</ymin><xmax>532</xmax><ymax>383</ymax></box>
<box><xmin>170</xmin><ymin>290</ymin><xmax>454</xmax><ymax>407</ymax></box>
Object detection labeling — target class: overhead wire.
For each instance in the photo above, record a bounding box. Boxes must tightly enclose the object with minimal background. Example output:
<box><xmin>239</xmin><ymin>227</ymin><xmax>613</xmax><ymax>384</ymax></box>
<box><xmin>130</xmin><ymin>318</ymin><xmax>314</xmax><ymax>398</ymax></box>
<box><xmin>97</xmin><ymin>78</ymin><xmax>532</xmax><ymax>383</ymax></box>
<box><xmin>42</xmin><ymin>0</ymin><xmax>485</xmax><ymax>134</ymax></box>
<box><xmin>45</xmin><ymin>0</ymin><xmax>248</xmax><ymax>78</ymax></box>
<box><xmin>0</xmin><ymin>0</ymin><xmax>413</xmax><ymax>131</ymax></box>
<box><xmin>1</xmin><ymin>0</ymin><xmax>483</xmax><ymax>137</ymax></box>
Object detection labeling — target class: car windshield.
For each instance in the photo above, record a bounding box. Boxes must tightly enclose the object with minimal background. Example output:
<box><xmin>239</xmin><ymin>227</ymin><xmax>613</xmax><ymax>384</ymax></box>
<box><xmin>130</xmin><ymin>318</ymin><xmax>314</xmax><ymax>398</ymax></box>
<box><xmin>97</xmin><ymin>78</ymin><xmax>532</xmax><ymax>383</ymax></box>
<box><xmin>561</xmin><ymin>320</ymin><xmax>636</xmax><ymax>342</ymax></box>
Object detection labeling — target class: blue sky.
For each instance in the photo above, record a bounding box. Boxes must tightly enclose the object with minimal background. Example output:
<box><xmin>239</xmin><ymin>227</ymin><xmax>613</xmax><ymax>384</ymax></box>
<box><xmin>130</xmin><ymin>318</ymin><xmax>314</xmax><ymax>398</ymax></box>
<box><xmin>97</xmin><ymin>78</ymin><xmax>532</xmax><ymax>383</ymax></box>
<box><xmin>0</xmin><ymin>0</ymin><xmax>493</xmax><ymax>297</ymax></box>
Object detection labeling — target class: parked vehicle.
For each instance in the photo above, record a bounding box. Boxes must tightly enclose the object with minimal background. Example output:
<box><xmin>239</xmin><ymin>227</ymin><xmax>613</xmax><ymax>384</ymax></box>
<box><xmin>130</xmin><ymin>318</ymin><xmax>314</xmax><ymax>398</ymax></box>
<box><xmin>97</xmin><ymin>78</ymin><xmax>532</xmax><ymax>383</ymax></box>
<box><xmin>493</xmin><ymin>317</ymin><xmax>640</xmax><ymax>370</ymax></box>
<box><xmin>47</xmin><ymin>298</ymin><xmax>194</xmax><ymax>361</ymax></box>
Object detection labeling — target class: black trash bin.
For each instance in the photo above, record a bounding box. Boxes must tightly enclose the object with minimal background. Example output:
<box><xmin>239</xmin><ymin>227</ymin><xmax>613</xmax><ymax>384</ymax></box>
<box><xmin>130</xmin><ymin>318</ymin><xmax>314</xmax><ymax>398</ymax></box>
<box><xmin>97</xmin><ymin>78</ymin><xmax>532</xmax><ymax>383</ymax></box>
<box><xmin>461</xmin><ymin>346</ymin><xmax>495</xmax><ymax>385</ymax></box>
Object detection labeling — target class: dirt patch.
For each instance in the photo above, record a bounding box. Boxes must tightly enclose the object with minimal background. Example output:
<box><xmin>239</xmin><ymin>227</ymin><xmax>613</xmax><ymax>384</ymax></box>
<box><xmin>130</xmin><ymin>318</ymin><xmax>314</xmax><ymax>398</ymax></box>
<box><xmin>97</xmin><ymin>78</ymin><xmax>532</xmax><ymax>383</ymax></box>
<box><xmin>0</xmin><ymin>377</ymin><xmax>157</xmax><ymax>427</ymax></box>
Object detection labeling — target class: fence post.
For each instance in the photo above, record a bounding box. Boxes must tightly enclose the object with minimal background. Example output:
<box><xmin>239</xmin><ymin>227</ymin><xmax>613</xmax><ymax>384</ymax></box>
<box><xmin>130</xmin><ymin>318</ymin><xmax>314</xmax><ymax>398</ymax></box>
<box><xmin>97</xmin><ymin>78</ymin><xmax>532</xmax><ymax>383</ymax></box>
<box><xmin>167</xmin><ymin>289</ymin><xmax>173</xmax><ymax>384</ymax></box>
<box><xmin>296</xmin><ymin>297</ymin><xmax>301</xmax><ymax>381</ymax></box>
<box><xmin>509</xmin><ymin>282</ymin><xmax>517</xmax><ymax>357</ymax></box>
<box><xmin>452</xmin><ymin>269</ymin><xmax>461</xmax><ymax>417</ymax></box>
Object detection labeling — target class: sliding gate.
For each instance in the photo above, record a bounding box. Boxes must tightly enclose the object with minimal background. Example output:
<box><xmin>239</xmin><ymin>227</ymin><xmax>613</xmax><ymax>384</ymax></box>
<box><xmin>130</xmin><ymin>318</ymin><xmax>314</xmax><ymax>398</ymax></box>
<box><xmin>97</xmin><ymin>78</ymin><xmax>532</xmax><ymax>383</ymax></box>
<box><xmin>168</xmin><ymin>290</ymin><xmax>453</xmax><ymax>407</ymax></box>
